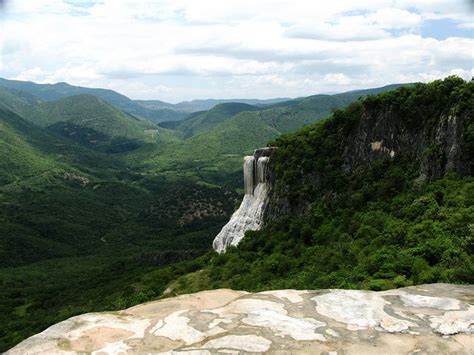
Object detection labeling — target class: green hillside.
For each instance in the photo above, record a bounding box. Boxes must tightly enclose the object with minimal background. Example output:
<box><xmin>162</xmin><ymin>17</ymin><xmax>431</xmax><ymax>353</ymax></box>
<box><xmin>176</xmin><ymin>102</ymin><xmax>259</xmax><ymax>137</ymax></box>
<box><xmin>39</xmin><ymin>95</ymin><xmax>151</xmax><ymax>133</ymax></box>
<box><xmin>0</xmin><ymin>87</ymin><xmax>42</xmax><ymax>120</ymax></box>
<box><xmin>0</xmin><ymin>102</ymin><xmax>129</xmax><ymax>181</ymax></box>
<box><xmin>39</xmin><ymin>95</ymin><xmax>163</xmax><ymax>152</ymax></box>
<box><xmin>0</xmin><ymin>107</ymin><xmax>58</xmax><ymax>185</ymax></box>
<box><xmin>164</xmin><ymin>76</ymin><xmax>473</xmax><ymax>293</ymax></box>
<box><xmin>0</xmin><ymin>87</ymin><xmax>240</xmax><ymax>351</ymax></box>
<box><xmin>0</xmin><ymin>90</ymin><xmax>181</xmax><ymax>153</ymax></box>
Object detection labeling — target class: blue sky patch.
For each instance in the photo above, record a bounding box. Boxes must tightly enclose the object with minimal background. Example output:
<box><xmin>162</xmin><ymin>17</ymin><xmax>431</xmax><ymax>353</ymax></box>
<box><xmin>421</xmin><ymin>18</ymin><xmax>473</xmax><ymax>40</ymax></box>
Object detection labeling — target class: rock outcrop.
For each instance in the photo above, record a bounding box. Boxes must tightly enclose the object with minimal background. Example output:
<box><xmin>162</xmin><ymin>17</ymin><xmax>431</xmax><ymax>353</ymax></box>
<box><xmin>342</xmin><ymin>103</ymin><xmax>471</xmax><ymax>180</ymax></box>
<box><xmin>213</xmin><ymin>147</ymin><xmax>276</xmax><ymax>253</ymax></box>
<box><xmin>8</xmin><ymin>283</ymin><xmax>473</xmax><ymax>354</ymax></box>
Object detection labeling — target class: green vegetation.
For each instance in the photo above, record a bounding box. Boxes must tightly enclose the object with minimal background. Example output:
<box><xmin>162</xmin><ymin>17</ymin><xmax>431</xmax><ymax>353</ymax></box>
<box><xmin>202</xmin><ymin>176</ymin><xmax>473</xmax><ymax>291</ymax></box>
<box><xmin>0</xmin><ymin>90</ymin><xmax>235</xmax><ymax>350</ymax></box>
<box><xmin>176</xmin><ymin>102</ymin><xmax>259</xmax><ymax>137</ymax></box>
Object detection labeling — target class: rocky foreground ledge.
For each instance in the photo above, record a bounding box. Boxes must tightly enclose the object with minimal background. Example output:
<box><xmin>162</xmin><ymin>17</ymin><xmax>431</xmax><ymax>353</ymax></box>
<box><xmin>8</xmin><ymin>284</ymin><xmax>474</xmax><ymax>354</ymax></box>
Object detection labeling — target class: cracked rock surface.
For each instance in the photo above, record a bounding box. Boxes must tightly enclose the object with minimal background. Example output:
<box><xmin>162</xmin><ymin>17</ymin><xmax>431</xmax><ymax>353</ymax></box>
<box><xmin>7</xmin><ymin>283</ymin><xmax>474</xmax><ymax>354</ymax></box>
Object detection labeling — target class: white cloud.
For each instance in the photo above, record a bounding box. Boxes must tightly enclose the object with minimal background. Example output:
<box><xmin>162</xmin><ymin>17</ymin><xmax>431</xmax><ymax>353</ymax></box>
<box><xmin>0</xmin><ymin>0</ymin><xmax>472</xmax><ymax>101</ymax></box>
<box><xmin>12</xmin><ymin>67</ymin><xmax>48</xmax><ymax>82</ymax></box>
<box><xmin>323</xmin><ymin>73</ymin><xmax>352</xmax><ymax>86</ymax></box>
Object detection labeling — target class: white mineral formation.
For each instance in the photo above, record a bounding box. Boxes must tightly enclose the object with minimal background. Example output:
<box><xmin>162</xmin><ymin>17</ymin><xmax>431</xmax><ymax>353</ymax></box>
<box><xmin>213</xmin><ymin>147</ymin><xmax>275</xmax><ymax>253</ymax></box>
<box><xmin>7</xmin><ymin>284</ymin><xmax>474</xmax><ymax>354</ymax></box>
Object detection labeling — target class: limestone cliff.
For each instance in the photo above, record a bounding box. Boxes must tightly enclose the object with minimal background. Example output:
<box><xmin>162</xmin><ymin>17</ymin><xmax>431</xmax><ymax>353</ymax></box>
<box><xmin>7</xmin><ymin>284</ymin><xmax>474</xmax><ymax>354</ymax></box>
<box><xmin>342</xmin><ymin>100</ymin><xmax>471</xmax><ymax>180</ymax></box>
<box><xmin>265</xmin><ymin>79</ymin><xmax>473</xmax><ymax>222</ymax></box>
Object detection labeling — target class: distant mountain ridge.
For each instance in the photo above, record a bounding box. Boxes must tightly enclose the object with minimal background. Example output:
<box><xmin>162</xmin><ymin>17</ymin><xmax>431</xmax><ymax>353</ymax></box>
<box><xmin>0</xmin><ymin>78</ymin><xmax>186</xmax><ymax>123</ymax></box>
<box><xmin>172</xmin><ymin>97</ymin><xmax>293</xmax><ymax>111</ymax></box>
<box><xmin>0</xmin><ymin>78</ymin><xmax>290</xmax><ymax>122</ymax></box>
<box><xmin>0</xmin><ymin>78</ymin><xmax>412</xmax><ymax>124</ymax></box>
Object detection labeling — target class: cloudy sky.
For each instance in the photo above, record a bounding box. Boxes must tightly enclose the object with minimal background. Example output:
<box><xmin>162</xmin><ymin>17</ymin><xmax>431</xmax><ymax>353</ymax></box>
<box><xmin>0</xmin><ymin>0</ymin><xmax>472</xmax><ymax>102</ymax></box>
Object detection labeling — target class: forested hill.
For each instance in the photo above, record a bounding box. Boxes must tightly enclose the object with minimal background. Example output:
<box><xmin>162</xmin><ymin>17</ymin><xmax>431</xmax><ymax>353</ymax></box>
<box><xmin>268</xmin><ymin>76</ymin><xmax>472</xmax><ymax>216</ymax></box>
<box><xmin>165</xmin><ymin>76</ymin><xmax>473</xmax><ymax>294</ymax></box>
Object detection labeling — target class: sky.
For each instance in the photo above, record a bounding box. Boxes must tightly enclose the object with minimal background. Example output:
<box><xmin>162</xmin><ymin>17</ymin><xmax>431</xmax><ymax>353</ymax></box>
<box><xmin>0</xmin><ymin>0</ymin><xmax>473</xmax><ymax>102</ymax></box>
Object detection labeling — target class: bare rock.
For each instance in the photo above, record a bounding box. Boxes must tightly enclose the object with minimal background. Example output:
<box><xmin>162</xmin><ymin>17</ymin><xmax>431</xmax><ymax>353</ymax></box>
<box><xmin>7</xmin><ymin>284</ymin><xmax>474</xmax><ymax>354</ymax></box>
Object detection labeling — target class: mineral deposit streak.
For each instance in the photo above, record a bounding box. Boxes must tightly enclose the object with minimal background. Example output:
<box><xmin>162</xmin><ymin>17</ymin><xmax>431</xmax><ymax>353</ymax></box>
<box><xmin>213</xmin><ymin>147</ymin><xmax>274</xmax><ymax>253</ymax></box>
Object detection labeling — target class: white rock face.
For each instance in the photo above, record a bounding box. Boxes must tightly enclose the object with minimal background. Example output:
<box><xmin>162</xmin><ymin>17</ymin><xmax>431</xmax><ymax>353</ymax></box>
<box><xmin>8</xmin><ymin>284</ymin><xmax>474</xmax><ymax>355</ymax></box>
<box><xmin>213</xmin><ymin>148</ymin><xmax>274</xmax><ymax>253</ymax></box>
<box><xmin>400</xmin><ymin>293</ymin><xmax>461</xmax><ymax>310</ymax></box>
<box><xmin>312</xmin><ymin>289</ymin><xmax>416</xmax><ymax>332</ymax></box>
<box><xmin>430</xmin><ymin>308</ymin><xmax>474</xmax><ymax>335</ymax></box>
<box><xmin>151</xmin><ymin>309</ymin><xmax>226</xmax><ymax>344</ymax></box>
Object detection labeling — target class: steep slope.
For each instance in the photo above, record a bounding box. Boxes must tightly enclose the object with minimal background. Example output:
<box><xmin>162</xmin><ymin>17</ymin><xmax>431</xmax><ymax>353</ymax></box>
<box><xmin>33</xmin><ymin>95</ymin><xmax>168</xmax><ymax>152</ymax></box>
<box><xmin>0</xmin><ymin>105</ymin><xmax>132</xmax><ymax>264</ymax></box>
<box><xmin>0</xmin><ymin>106</ymin><xmax>59</xmax><ymax>185</ymax></box>
<box><xmin>0</xmin><ymin>78</ymin><xmax>184</xmax><ymax>122</ymax></box>
<box><xmin>0</xmin><ymin>87</ymin><xmax>42</xmax><ymax>119</ymax></box>
<box><xmin>38</xmin><ymin>95</ymin><xmax>148</xmax><ymax>131</ymax></box>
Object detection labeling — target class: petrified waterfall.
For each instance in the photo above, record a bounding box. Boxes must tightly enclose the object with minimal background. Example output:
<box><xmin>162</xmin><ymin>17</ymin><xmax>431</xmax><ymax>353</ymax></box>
<box><xmin>213</xmin><ymin>148</ymin><xmax>275</xmax><ymax>253</ymax></box>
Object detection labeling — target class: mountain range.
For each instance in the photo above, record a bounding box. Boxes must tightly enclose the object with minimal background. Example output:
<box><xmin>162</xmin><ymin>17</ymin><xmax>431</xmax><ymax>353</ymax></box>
<box><xmin>0</xmin><ymin>78</ymin><xmax>292</xmax><ymax>123</ymax></box>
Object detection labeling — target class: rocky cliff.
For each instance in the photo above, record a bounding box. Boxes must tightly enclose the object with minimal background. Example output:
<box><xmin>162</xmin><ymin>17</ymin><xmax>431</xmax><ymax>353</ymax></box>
<box><xmin>343</xmin><ymin>95</ymin><xmax>471</xmax><ymax>180</ymax></box>
<box><xmin>265</xmin><ymin>77</ymin><xmax>473</xmax><ymax>222</ymax></box>
<box><xmin>8</xmin><ymin>284</ymin><xmax>474</xmax><ymax>354</ymax></box>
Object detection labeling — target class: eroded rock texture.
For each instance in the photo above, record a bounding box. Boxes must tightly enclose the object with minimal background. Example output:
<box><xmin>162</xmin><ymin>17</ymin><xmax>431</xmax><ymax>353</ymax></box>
<box><xmin>7</xmin><ymin>283</ymin><xmax>474</xmax><ymax>354</ymax></box>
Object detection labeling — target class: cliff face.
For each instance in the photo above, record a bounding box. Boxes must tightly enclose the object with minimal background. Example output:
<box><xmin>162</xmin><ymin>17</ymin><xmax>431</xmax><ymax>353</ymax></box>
<box><xmin>265</xmin><ymin>78</ymin><xmax>473</xmax><ymax>223</ymax></box>
<box><xmin>343</xmin><ymin>102</ymin><xmax>470</xmax><ymax>180</ymax></box>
